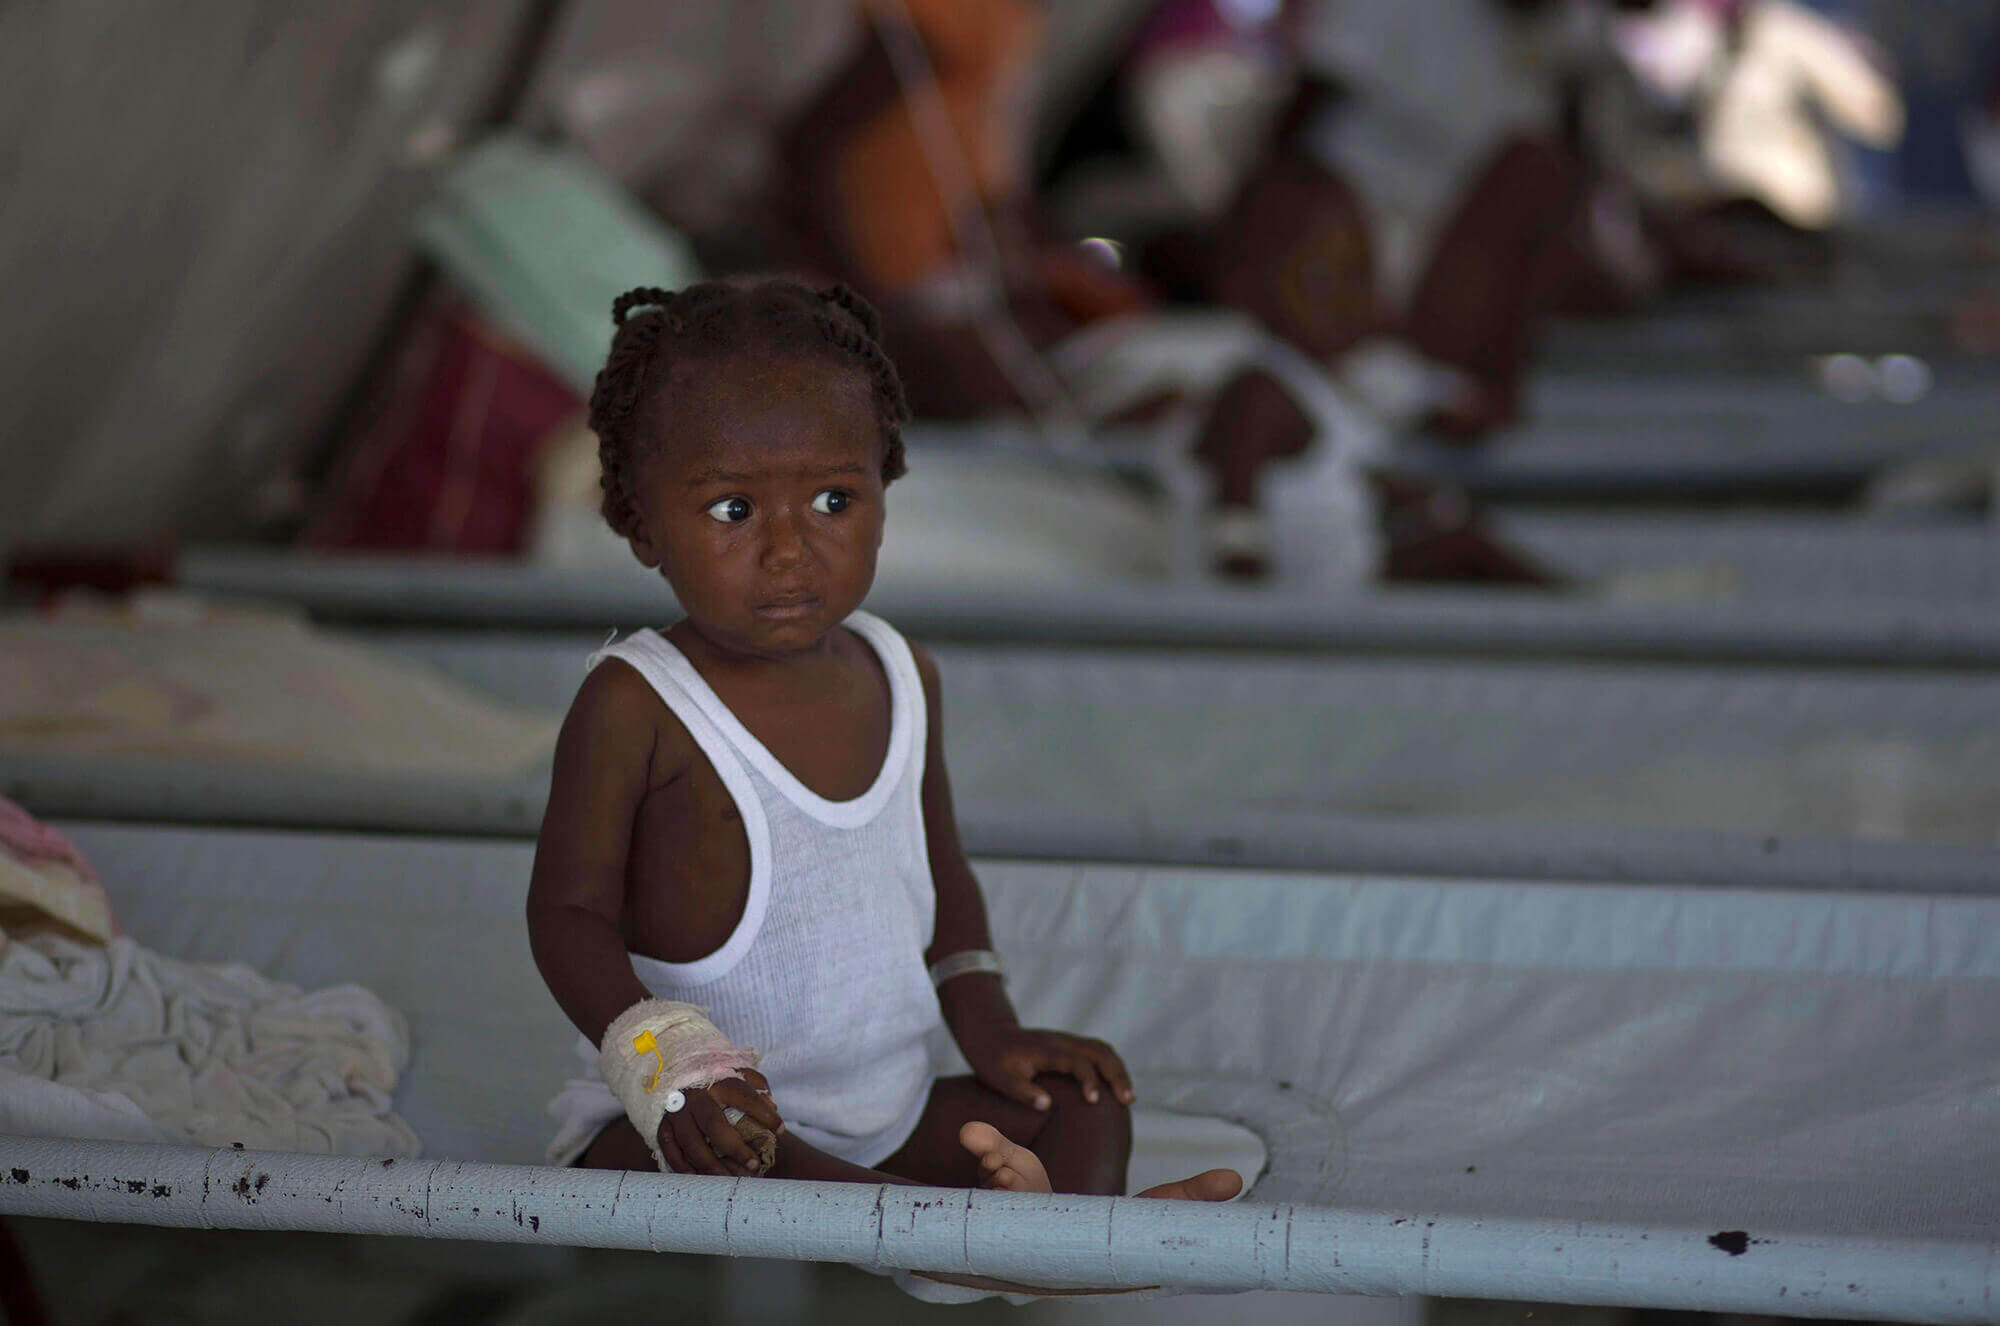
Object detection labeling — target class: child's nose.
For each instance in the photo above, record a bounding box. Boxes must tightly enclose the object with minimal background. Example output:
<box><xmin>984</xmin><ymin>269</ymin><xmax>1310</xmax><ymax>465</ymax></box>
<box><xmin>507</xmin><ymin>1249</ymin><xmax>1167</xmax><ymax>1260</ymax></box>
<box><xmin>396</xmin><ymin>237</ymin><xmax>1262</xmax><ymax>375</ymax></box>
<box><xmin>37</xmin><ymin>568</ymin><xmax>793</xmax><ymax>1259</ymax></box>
<box><xmin>760</xmin><ymin>508</ymin><xmax>810</xmax><ymax>569</ymax></box>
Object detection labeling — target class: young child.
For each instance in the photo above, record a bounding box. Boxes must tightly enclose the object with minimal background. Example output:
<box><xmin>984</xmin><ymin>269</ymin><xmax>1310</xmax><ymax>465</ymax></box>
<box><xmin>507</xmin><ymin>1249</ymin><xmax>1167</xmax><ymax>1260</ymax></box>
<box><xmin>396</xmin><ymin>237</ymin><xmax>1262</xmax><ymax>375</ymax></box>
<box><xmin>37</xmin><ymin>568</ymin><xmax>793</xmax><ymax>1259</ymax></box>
<box><xmin>528</xmin><ymin>278</ymin><xmax>1241</xmax><ymax>1213</ymax></box>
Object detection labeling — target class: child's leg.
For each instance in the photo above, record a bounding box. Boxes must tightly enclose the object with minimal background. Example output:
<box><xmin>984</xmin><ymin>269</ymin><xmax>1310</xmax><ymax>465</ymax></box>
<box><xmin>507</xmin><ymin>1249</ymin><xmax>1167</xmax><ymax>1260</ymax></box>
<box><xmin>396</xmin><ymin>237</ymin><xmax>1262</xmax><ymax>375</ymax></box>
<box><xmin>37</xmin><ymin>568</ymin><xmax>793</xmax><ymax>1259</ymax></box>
<box><xmin>875</xmin><ymin>1074</ymin><xmax>1130</xmax><ymax>1195</ymax></box>
<box><xmin>575</xmin><ymin>1118</ymin><xmax>664</xmax><ymax>1173</ymax></box>
<box><xmin>577</xmin><ymin>1104</ymin><xmax>1230</xmax><ymax>1300</ymax></box>
<box><xmin>577</xmin><ymin>1074</ymin><xmax>1232</xmax><ymax>1202</ymax></box>
<box><xmin>1404</xmin><ymin>134</ymin><xmax>1579</xmax><ymax>436</ymax></box>
<box><xmin>577</xmin><ymin>1116</ymin><xmax>933</xmax><ymax>1186</ymax></box>
<box><xmin>1190</xmin><ymin>368</ymin><xmax>1316</xmax><ymax>578</ymax></box>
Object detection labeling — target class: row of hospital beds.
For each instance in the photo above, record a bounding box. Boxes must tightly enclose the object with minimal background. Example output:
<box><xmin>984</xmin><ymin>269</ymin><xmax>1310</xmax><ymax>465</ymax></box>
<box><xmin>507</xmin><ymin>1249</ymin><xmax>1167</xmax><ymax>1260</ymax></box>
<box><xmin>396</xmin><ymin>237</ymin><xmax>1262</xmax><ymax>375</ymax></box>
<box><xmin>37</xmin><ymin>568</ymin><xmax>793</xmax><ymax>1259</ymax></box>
<box><xmin>7</xmin><ymin>406</ymin><xmax>1998</xmax><ymax>1308</ymax></box>
<box><xmin>6</xmin><ymin>617</ymin><xmax>1995</xmax><ymax>883</ymax></box>
<box><xmin>174</xmin><ymin>512</ymin><xmax>2000</xmax><ymax>667</ymax></box>
<box><xmin>11</xmin><ymin>347</ymin><xmax>2000</xmax><ymax>1316</ymax></box>
<box><xmin>3</xmin><ymin>588</ymin><xmax>1996</xmax><ymax>1320</ymax></box>
<box><xmin>7</xmin><ymin>146</ymin><xmax>1997</xmax><ymax>1321</ymax></box>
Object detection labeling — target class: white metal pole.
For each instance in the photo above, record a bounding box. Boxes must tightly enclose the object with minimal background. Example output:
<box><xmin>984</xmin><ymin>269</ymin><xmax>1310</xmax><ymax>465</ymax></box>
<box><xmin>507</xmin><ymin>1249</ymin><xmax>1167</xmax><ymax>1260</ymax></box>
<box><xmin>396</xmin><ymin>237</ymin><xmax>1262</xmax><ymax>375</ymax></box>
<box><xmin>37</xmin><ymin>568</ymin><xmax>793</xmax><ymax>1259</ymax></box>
<box><xmin>2</xmin><ymin>1137</ymin><xmax>1992</xmax><ymax>1322</ymax></box>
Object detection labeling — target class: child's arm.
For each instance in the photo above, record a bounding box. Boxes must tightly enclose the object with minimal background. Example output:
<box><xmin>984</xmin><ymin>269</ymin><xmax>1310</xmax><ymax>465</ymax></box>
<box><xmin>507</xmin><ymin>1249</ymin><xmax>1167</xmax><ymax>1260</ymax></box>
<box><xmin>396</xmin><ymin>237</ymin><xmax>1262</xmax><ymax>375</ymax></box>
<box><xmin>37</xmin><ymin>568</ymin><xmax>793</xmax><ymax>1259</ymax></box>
<box><xmin>526</xmin><ymin>662</ymin><xmax>668</xmax><ymax>1040</ymax></box>
<box><xmin>526</xmin><ymin>661</ymin><xmax>782</xmax><ymax>1174</ymax></box>
<box><xmin>910</xmin><ymin>644</ymin><xmax>1137</xmax><ymax>1112</ymax></box>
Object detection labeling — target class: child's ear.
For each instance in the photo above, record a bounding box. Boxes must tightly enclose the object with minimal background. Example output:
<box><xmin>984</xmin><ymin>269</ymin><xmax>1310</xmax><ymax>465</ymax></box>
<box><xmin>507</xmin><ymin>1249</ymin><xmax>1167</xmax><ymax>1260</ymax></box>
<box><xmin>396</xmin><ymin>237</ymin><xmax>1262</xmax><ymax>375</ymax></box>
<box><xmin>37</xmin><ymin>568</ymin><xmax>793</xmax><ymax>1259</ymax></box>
<box><xmin>626</xmin><ymin>522</ymin><xmax>661</xmax><ymax>570</ymax></box>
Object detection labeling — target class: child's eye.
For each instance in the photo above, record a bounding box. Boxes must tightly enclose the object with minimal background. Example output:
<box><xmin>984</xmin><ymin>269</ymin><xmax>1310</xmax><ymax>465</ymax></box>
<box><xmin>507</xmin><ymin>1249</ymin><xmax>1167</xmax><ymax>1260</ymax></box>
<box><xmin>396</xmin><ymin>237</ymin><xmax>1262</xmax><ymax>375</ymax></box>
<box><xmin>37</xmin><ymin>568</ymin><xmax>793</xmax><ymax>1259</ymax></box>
<box><xmin>706</xmin><ymin>497</ymin><xmax>752</xmax><ymax>524</ymax></box>
<box><xmin>811</xmin><ymin>489</ymin><xmax>850</xmax><ymax>515</ymax></box>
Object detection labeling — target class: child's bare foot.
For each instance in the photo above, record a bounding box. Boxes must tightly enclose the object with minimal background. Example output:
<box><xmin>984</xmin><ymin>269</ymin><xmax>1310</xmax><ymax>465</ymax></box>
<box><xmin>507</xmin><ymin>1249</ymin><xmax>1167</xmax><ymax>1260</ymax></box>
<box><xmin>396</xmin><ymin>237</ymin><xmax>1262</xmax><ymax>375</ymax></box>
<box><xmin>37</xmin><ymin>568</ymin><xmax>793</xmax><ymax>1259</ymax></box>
<box><xmin>959</xmin><ymin>1121</ymin><xmax>1237</xmax><ymax>1201</ymax></box>
<box><xmin>959</xmin><ymin>1121</ymin><xmax>1052</xmax><ymax>1193</ymax></box>
<box><xmin>1135</xmin><ymin>1169</ymin><xmax>1243</xmax><ymax>1202</ymax></box>
<box><xmin>921</xmin><ymin>1141</ymin><xmax>1236</xmax><ymax>1298</ymax></box>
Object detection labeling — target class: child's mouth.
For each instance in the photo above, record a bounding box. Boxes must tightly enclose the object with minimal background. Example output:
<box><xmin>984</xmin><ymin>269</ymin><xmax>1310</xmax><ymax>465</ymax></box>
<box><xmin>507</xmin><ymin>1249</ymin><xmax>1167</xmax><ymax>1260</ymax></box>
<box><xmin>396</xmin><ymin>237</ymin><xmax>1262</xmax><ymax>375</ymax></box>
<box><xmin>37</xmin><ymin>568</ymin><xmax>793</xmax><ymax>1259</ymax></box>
<box><xmin>756</xmin><ymin>594</ymin><xmax>821</xmax><ymax>619</ymax></box>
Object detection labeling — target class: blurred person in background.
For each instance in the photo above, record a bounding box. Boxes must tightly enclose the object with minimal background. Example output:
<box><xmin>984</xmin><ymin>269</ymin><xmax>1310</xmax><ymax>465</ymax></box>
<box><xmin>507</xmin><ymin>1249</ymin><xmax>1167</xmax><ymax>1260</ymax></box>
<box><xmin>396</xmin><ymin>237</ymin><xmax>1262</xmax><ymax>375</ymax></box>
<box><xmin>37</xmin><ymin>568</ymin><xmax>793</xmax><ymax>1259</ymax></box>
<box><xmin>1210</xmin><ymin>0</ymin><xmax>1670</xmax><ymax>445</ymax></box>
<box><xmin>308</xmin><ymin>0</ymin><xmax>1565</xmax><ymax>588</ymax></box>
<box><xmin>1611</xmin><ymin>0</ymin><xmax>1904</xmax><ymax>273</ymax></box>
<box><xmin>780</xmin><ymin>0</ymin><xmax>1154</xmax><ymax>421</ymax></box>
<box><xmin>778</xmin><ymin>0</ymin><xmax>1562</xmax><ymax>586</ymax></box>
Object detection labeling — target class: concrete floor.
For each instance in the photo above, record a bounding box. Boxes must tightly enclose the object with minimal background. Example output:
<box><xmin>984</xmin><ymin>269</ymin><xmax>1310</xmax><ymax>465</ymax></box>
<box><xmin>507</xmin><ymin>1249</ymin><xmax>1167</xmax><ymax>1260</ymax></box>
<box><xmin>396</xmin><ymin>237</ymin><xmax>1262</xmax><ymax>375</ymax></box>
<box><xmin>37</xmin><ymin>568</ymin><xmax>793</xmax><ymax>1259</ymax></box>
<box><xmin>3</xmin><ymin>1216</ymin><xmax>1425</xmax><ymax>1326</ymax></box>
<box><xmin>4</xmin><ymin>1217</ymin><xmax>1889</xmax><ymax>1326</ymax></box>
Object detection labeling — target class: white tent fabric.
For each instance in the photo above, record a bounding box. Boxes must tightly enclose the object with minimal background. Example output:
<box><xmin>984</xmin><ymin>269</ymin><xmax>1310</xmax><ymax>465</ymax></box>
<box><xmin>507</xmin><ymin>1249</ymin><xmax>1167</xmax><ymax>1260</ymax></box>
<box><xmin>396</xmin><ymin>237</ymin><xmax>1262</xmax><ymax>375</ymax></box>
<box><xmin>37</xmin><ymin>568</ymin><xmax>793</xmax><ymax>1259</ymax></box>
<box><xmin>2</xmin><ymin>822</ymin><xmax>1994</xmax><ymax>1318</ymax></box>
<box><xmin>0</xmin><ymin>1</ymin><xmax>525</xmax><ymax>544</ymax></box>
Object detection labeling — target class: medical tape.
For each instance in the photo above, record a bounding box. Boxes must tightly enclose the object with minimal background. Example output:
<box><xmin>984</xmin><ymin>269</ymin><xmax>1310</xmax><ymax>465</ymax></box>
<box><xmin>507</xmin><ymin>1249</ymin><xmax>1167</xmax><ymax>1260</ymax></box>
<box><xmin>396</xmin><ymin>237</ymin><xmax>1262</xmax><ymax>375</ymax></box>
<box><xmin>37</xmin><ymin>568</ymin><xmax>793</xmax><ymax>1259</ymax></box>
<box><xmin>598</xmin><ymin>999</ymin><xmax>777</xmax><ymax>1172</ymax></box>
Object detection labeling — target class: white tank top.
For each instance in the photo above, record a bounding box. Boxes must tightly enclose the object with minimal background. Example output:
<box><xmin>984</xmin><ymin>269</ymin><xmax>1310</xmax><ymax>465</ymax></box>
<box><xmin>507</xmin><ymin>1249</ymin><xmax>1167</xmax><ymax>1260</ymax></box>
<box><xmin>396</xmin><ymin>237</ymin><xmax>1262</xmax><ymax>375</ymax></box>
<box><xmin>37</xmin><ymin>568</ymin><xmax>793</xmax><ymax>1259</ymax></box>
<box><xmin>587</xmin><ymin>611</ymin><xmax>944</xmax><ymax>1167</ymax></box>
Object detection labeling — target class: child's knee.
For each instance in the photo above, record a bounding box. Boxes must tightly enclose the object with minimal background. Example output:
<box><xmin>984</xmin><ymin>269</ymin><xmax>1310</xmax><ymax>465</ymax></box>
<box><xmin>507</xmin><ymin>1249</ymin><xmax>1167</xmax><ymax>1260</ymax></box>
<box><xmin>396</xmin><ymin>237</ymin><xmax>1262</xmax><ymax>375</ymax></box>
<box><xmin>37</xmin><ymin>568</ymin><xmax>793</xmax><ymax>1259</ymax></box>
<box><xmin>1031</xmin><ymin>1073</ymin><xmax>1132</xmax><ymax>1195</ymax></box>
<box><xmin>1037</xmin><ymin>1074</ymin><xmax>1132</xmax><ymax>1141</ymax></box>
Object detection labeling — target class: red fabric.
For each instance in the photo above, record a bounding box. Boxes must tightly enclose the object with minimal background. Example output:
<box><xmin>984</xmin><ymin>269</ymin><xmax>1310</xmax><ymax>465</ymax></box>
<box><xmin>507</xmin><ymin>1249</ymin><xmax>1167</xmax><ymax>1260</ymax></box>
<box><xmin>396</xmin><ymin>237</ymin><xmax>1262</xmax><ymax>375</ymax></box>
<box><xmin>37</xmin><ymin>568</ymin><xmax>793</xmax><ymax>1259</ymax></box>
<box><xmin>0</xmin><ymin>794</ymin><xmax>99</xmax><ymax>883</ymax></box>
<box><xmin>1132</xmin><ymin>0</ymin><xmax>1235</xmax><ymax>60</ymax></box>
<box><xmin>310</xmin><ymin>299</ymin><xmax>582</xmax><ymax>554</ymax></box>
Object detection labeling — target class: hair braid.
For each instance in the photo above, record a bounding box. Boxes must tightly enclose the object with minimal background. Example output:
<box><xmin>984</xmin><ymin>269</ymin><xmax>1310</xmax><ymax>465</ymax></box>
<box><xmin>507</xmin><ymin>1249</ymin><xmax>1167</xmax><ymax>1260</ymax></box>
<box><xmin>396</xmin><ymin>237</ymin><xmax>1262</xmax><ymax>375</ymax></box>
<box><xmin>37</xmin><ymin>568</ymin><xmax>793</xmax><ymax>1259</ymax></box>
<box><xmin>816</xmin><ymin>282</ymin><xmax>883</xmax><ymax>340</ymax></box>
<box><xmin>610</xmin><ymin>287</ymin><xmax>678</xmax><ymax>327</ymax></box>
<box><xmin>590</xmin><ymin>293</ymin><xmax>678</xmax><ymax>537</ymax></box>
<box><xmin>810</xmin><ymin>303</ymin><xmax>909</xmax><ymax>481</ymax></box>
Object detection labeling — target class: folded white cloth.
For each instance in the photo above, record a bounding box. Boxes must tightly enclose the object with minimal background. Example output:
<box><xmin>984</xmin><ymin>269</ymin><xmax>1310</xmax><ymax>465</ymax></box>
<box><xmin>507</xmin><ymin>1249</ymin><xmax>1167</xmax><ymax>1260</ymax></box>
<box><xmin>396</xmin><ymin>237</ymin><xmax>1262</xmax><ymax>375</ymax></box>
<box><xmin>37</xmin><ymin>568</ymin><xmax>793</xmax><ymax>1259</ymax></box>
<box><xmin>0</xmin><ymin>925</ymin><xmax>419</xmax><ymax>1156</ymax></box>
<box><xmin>0</xmin><ymin>1064</ymin><xmax>164</xmax><ymax>1144</ymax></box>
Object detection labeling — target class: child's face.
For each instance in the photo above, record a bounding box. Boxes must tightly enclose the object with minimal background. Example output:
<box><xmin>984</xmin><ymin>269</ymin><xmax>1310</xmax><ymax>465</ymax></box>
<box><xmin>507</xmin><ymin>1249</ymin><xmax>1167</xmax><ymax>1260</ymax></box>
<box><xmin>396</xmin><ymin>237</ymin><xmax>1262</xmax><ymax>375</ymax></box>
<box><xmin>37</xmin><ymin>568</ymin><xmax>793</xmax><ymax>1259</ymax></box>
<box><xmin>626</xmin><ymin>352</ymin><xmax>886</xmax><ymax>658</ymax></box>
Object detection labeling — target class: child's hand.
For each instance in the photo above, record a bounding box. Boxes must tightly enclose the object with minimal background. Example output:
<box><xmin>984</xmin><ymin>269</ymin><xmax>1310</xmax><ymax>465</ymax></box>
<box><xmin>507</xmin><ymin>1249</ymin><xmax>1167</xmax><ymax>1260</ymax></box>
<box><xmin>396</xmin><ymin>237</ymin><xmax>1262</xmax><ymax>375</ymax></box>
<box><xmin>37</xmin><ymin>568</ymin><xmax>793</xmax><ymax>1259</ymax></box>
<box><xmin>656</xmin><ymin>1069</ymin><xmax>786</xmax><ymax>1177</ymax></box>
<box><xmin>961</xmin><ymin>1026</ymin><xmax>1136</xmax><ymax>1111</ymax></box>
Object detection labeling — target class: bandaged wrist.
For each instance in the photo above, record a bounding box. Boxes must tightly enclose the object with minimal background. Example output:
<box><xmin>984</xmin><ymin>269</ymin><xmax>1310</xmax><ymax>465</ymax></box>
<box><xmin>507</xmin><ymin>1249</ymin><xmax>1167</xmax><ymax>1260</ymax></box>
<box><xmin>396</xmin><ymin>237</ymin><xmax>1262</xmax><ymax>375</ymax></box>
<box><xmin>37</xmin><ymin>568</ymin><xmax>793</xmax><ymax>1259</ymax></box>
<box><xmin>929</xmin><ymin>948</ymin><xmax>1005</xmax><ymax>987</ymax></box>
<box><xmin>597</xmin><ymin>999</ymin><xmax>773</xmax><ymax>1172</ymax></box>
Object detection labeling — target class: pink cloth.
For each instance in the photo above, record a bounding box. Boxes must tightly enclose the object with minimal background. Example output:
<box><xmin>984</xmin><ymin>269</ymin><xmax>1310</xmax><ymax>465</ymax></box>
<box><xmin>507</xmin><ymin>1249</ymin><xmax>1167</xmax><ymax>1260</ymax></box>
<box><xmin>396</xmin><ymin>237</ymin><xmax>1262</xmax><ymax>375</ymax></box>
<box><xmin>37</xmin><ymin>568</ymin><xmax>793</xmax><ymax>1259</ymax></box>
<box><xmin>1133</xmin><ymin>0</ymin><xmax>1233</xmax><ymax>57</ymax></box>
<box><xmin>0</xmin><ymin>795</ymin><xmax>98</xmax><ymax>882</ymax></box>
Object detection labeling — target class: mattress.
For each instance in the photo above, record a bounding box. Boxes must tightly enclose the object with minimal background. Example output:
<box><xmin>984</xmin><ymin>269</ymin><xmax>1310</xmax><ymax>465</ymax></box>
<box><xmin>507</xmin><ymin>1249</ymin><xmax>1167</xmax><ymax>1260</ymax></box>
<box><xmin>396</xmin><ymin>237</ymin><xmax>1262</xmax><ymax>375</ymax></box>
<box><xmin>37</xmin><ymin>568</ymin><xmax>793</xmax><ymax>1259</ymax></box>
<box><xmin>3</xmin><ymin>821</ymin><xmax>1993</xmax><ymax>1318</ymax></box>
<box><xmin>173</xmin><ymin>544</ymin><xmax>2000</xmax><ymax>666</ymax></box>
<box><xmin>389</xmin><ymin>630</ymin><xmax>2000</xmax><ymax>853</ymax></box>
<box><xmin>1395</xmin><ymin>374</ymin><xmax>2000</xmax><ymax>500</ymax></box>
<box><xmin>8</xmin><ymin>630</ymin><xmax>1999</xmax><ymax>892</ymax></box>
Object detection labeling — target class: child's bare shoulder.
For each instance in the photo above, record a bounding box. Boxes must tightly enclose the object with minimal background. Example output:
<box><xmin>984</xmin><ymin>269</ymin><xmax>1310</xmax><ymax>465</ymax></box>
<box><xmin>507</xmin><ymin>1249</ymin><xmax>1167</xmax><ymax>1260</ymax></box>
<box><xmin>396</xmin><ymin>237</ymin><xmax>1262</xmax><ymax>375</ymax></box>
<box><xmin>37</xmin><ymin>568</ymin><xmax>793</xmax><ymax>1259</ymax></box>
<box><xmin>554</xmin><ymin>655</ymin><xmax>698</xmax><ymax>788</ymax></box>
<box><xmin>903</xmin><ymin>636</ymin><xmax>941</xmax><ymax>681</ymax></box>
<box><xmin>905</xmin><ymin>638</ymin><xmax>944</xmax><ymax>704</ymax></box>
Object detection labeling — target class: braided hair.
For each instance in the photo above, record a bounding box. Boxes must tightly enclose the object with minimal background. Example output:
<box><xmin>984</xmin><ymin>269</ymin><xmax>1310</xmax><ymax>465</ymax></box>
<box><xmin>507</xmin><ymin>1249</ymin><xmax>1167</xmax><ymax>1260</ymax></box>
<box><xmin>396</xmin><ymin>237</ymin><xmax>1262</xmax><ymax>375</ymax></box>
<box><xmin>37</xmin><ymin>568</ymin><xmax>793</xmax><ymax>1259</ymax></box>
<box><xmin>587</xmin><ymin>278</ymin><xmax>911</xmax><ymax>539</ymax></box>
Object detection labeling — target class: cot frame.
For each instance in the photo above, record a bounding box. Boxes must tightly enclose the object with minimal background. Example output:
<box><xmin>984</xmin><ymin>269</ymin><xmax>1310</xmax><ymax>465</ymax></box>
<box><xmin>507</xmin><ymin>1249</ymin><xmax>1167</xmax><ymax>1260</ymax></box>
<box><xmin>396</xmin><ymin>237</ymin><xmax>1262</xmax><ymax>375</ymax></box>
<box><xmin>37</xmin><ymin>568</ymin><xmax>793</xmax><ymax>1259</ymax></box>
<box><xmin>176</xmin><ymin>547</ymin><xmax>2000</xmax><ymax>667</ymax></box>
<box><xmin>5</xmin><ymin>766</ymin><xmax>1995</xmax><ymax>895</ymax></box>
<box><xmin>2</xmin><ymin>1137</ymin><xmax>1993</xmax><ymax>1321</ymax></box>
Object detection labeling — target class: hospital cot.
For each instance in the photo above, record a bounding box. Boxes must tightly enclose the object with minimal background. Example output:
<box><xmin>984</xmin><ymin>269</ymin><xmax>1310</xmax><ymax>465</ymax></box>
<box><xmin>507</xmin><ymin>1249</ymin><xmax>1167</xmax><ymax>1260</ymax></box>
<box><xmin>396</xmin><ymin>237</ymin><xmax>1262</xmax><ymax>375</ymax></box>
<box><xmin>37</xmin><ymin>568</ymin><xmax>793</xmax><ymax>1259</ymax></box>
<box><xmin>173</xmin><ymin>532</ymin><xmax>2000</xmax><ymax>666</ymax></box>
<box><xmin>3</xmin><ymin>820</ymin><xmax>1993</xmax><ymax>1319</ymax></box>
<box><xmin>1542</xmin><ymin>232</ymin><xmax>1997</xmax><ymax>374</ymax></box>
<box><xmin>1492</xmin><ymin>510</ymin><xmax>1998</xmax><ymax>605</ymax></box>
<box><xmin>5</xmin><ymin>627</ymin><xmax>1998</xmax><ymax>893</ymax></box>
<box><xmin>1392</xmin><ymin>373</ymin><xmax>2000</xmax><ymax>502</ymax></box>
<box><xmin>1541</xmin><ymin>302</ymin><xmax>1979</xmax><ymax>376</ymax></box>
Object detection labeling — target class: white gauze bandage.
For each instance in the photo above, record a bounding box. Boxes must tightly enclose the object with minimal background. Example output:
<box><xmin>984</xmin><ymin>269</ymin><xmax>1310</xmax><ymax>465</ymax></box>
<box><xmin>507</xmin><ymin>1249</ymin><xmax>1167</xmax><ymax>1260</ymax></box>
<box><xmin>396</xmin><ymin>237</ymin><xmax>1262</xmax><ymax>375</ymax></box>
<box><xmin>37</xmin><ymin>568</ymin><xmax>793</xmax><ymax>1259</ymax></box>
<box><xmin>598</xmin><ymin>999</ymin><xmax>775</xmax><ymax>1172</ymax></box>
